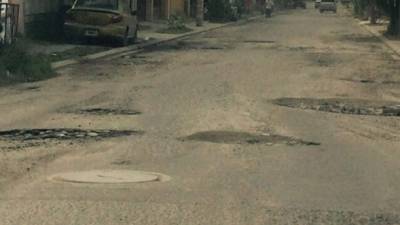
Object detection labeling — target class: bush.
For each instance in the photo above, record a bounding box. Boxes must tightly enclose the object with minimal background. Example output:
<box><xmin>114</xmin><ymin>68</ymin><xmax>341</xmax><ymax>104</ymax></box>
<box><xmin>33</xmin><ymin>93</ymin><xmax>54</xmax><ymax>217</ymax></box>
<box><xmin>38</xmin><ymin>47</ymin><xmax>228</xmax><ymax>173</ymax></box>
<box><xmin>158</xmin><ymin>15</ymin><xmax>193</xmax><ymax>34</ymax></box>
<box><xmin>207</xmin><ymin>0</ymin><xmax>236</xmax><ymax>22</ymax></box>
<box><xmin>0</xmin><ymin>43</ymin><xmax>54</xmax><ymax>85</ymax></box>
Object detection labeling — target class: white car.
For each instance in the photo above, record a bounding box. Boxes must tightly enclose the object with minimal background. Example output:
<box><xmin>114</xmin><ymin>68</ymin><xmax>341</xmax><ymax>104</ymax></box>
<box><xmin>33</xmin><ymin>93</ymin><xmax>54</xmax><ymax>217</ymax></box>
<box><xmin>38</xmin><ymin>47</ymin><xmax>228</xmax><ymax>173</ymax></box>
<box><xmin>320</xmin><ymin>0</ymin><xmax>337</xmax><ymax>13</ymax></box>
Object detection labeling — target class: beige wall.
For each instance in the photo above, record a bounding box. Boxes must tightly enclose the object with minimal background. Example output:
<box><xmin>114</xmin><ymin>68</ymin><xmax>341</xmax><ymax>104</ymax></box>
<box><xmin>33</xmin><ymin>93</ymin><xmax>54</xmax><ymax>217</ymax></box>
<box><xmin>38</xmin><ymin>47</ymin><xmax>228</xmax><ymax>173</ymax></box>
<box><xmin>169</xmin><ymin>0</ymin><xmax>185</xmax><ymax>16</ymax></box>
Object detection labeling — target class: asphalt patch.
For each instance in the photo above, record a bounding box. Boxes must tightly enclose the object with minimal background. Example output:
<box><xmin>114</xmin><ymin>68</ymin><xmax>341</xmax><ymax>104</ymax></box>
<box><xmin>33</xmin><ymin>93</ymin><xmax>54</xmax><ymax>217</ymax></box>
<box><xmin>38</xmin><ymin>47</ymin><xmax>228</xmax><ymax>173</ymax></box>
<box><xmin>242</xmin><ymin>40</ymin><xmax>276</xmax><ymax>44</ymax></box>
<box><xmin>273</xmin><ymin>98</ymin><xmax>400</xmax><ymax>117</ymax></box>
<box><xmin>75</xmin><ymin>108</ymin><xmax>141</xmax><ymax>116</ymax></box>
<box><xmin>0</xmin><ymin>129</ymin><xmax>142</xmax><ymax>141</ymax></box>
<box><xmin>180</xmin><ymin>131</ymin><xmax>320</xmax><ymax>146</ymax></box>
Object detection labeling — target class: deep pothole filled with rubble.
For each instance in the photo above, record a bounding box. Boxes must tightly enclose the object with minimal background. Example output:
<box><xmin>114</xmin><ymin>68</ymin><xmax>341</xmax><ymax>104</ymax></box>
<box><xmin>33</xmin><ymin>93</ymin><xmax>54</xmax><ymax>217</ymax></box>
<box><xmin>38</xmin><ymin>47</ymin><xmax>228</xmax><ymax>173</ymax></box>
<box><xmin>146</xmin><ymin>39</ymin><xmax>230</xmax><ymax>52</ymax></box>
<box><xmin>180</xmin><ymin>131</ymin><xmax>320</xmax><ymax>146</ymax></box>
<box><xmin>273</xmin><ymin>98</ymin><xmax>400</xmax><ymax>116</ymax></box>
<box><xmin>69</xmin><ymin>108</ymin><xmax>141</xmax><ymax>116</ymax></box>
<box><xmin>0</xmin><ymin>129</ymin><xmax>142</xmax><ymax>141</ymax></box>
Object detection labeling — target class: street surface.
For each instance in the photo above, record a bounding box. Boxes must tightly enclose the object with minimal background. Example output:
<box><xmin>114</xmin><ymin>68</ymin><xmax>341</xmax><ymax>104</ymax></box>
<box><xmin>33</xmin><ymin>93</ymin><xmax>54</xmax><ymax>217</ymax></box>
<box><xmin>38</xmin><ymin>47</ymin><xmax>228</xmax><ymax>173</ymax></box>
<box><xmin>2</xmin><ymin>4</ymin><xmax>400</xmax><ymax>224</ymax></box>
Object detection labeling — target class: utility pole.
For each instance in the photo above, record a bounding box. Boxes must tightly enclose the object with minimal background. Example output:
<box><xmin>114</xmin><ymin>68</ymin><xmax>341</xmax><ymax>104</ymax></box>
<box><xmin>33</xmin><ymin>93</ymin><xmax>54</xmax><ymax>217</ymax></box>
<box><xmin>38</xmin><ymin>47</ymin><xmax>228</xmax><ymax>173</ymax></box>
<box><xmin>196</xmin><ymin>0</ymin><xmax>204</xmax><ymax>26</ymax></box>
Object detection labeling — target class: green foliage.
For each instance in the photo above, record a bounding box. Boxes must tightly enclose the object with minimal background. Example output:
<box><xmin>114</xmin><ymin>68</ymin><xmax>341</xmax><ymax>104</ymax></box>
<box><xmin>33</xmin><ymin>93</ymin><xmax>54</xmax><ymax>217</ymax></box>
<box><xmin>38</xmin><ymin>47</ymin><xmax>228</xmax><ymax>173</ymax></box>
<box><xmin>207</xmin><ymin>0</ymin><xmax>235</xmax><ymax>22</ymax></box>
<box><xmin>0</xmin><ymin>43</ymin><xmax>54</xmax><ymax>85</ymax></box>
<box><xmin>158</xmin><ymin>15</ymin><xmax>193</xmax><ymax>34</ymax></box>
<box><xmin>167</xmin><ymin>15</ymin><xmax>187</xmax><ymax>31</ymax></box>
<box><xmin>232</xmin><ymin>0</ymin><xmax>245</xmax><ymax>16</ymax></box>
<box><xmin>351</xmin><ymin>0</ymin><xmax>400</xmax><ymax>35</ymax></box>
<box><xmin>351</xmin><ymin>0</ymin><xmax>368</xmax><ymax>17</ymax></box>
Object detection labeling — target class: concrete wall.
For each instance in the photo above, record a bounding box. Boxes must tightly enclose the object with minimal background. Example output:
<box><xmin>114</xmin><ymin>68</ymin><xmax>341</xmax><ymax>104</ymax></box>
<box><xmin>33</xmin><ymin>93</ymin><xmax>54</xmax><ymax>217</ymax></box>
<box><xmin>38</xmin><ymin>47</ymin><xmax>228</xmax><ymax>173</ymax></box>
<box><xmin>8</xmin><ymin>0</ymin><xmax>73</xmax><ymax>37</ymax></box>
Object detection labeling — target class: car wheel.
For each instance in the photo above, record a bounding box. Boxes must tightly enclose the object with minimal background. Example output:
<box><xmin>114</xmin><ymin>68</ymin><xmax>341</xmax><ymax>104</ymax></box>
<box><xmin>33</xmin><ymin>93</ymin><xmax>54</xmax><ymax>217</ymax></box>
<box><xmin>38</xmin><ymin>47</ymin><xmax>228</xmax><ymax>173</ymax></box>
<box><xmin>121</xmin><ymin>27</ymin><xmax>130</xmax><ymax>46</ymax></box>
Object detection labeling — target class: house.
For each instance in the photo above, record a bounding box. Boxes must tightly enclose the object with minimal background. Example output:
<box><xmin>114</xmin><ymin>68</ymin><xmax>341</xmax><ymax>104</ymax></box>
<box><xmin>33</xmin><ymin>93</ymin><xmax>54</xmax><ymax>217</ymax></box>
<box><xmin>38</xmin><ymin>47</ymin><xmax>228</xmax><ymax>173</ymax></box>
<box><xmin>5</xmin><ymin>0</ymin><xmax>194</xmax><ymax>37</ymax></box>
<box><xmin>139</xmin><ymin>0</ymin><xmax>193</xmax><ymax>21</ymax></box>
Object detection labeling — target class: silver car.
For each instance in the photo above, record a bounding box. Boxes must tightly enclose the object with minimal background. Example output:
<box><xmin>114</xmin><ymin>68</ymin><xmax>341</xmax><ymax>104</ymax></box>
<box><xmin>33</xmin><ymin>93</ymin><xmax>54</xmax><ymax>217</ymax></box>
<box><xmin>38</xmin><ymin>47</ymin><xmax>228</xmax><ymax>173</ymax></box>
<box><xmin>320</xmin><ymin>0</ymin><xmax>337</xmax><ymax>13</ymax></box>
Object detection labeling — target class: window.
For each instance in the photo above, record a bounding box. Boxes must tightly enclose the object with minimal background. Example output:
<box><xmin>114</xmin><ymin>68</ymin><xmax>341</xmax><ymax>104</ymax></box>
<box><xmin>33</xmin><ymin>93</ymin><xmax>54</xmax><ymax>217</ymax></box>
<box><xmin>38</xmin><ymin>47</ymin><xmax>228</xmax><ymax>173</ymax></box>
<box><xmin>75</xmin><ymin>0</ymin><xmax>118</xmax><ymax>10</ymax></box>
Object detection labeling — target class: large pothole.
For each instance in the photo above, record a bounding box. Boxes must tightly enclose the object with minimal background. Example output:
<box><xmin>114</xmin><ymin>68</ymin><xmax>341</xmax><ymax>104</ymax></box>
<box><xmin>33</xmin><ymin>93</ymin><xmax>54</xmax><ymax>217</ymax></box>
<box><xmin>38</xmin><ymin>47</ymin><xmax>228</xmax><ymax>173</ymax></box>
<box><xmin>146</xmin><ymin>40</ymin><xmax>228</xmax><ymax>52</ymax></box>
<box><xmin>273</xmin><ymin>98</ymin><xmax>400</xmax><ymax>117</ymax></box>
<box><xmin>48</xmin><ymin>170</ymin><xmax>170</xmax><ymax>184</ymax></box>
<box><xmin>180</xmin><ymin>131</ymin><xmax>320</xmax><ymax>146</ymax></box>
<box><xmin>72</xmin><ymin>108</ymin><xmax>141</xmax><ymax>116</ymax></box>
<box><xmin>0</xmin><ymin>129</ymin><xmax>142</xmax><ymax>141</ymax></box>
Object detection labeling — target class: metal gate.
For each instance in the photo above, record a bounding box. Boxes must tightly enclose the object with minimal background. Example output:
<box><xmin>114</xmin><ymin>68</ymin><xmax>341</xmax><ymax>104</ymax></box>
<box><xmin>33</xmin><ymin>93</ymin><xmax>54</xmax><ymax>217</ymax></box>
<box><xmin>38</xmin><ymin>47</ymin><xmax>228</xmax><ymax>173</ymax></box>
<box><xmin>0</xmin><ymin>2</ymin><xmax>19</xmax><ymax>45</ymax></box>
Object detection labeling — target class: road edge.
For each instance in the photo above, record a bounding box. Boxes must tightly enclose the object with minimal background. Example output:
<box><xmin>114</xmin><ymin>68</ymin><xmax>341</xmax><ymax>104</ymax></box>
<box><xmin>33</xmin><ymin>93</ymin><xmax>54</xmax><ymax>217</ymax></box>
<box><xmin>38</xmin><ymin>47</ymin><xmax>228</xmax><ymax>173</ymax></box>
<box><xmin>357</xmin><ymin>20</ymin><xmax>400</xmax><ymax>58</ymax></box>
<box><xmin>51</xmin><ymin>16</ymin><xmax>261</xmax><ymax>70</ymax></box>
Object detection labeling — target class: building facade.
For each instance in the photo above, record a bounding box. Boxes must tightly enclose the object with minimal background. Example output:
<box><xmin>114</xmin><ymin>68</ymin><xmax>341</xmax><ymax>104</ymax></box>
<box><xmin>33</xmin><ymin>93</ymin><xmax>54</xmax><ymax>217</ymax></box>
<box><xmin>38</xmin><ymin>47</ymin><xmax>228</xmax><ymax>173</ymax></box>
<box><xmin>140</xmin><ymin>0</ymin><xmax>191</xmax><ymax>21</ymax></box>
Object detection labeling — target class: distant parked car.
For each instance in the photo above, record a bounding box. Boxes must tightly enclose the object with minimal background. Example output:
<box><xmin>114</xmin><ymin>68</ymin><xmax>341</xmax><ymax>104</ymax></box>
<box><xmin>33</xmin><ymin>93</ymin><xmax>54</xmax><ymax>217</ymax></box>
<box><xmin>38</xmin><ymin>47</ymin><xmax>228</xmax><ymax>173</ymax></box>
<box><xmin>319</xmin><ymin>0</ymin><xmax>336</xmax><ymax>13</ymax></box>
<box><xmin>315</xmin><ymin>0</ymin><xmax>321</xmax><ymax>8</ymax></box>
<box><xmin>64</xmin><ymin>0</ymin><xmax>139</xmax><ymax>46</ymax></box>
<box><xmin>293</xmin><ymin>0</ymin><xmax>306</xmax><ymax>9</ymax></box>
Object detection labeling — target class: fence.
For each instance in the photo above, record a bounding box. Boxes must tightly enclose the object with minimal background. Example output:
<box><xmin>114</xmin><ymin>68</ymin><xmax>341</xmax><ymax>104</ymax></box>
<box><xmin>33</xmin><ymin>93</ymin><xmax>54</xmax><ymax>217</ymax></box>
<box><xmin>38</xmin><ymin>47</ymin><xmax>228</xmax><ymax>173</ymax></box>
<box><xmin>0</xmin><ymin>2</ymin><xmax>19</xmax><ymax>45</ymax></box>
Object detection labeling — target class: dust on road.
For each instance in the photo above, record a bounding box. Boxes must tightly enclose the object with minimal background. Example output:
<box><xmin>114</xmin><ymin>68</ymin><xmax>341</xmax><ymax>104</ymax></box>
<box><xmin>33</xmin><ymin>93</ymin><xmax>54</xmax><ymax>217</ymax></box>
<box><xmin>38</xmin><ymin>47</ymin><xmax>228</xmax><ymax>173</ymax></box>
<box><xmin>1</xmin><ymin>3</ymin><xmax>400</xmax><ymax>225</ymax></box>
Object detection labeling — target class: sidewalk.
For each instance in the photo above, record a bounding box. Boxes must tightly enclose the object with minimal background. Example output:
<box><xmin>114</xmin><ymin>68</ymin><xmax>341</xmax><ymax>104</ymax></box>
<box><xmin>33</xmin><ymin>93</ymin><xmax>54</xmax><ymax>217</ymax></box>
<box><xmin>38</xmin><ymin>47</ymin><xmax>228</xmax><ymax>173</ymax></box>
<box><xmin>23</xmin><ymin>19</ymin><xmax>232</xmax><ymax>70</ymax></box>
<box><xmin>138</xmin><ymin>20</ymin><xmax>226</xmax><ymax>42</ymax></box>
<box><xmin>358</xmin><ymin>19</ymin><xmax>400</xmax><ymax>58</ymax></box>
<box><xmin>49</xmin><ymin>18</ymin><xmax>241</xmax><ymax>69</ymax></box>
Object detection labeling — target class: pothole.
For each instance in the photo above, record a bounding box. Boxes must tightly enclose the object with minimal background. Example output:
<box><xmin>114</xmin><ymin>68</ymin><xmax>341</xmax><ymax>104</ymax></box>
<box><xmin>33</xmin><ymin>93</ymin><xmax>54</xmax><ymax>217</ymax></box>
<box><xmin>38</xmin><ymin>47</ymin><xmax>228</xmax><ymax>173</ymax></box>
<box><xmin>48</xmin><ymin>170</ymin><xmax>170</xmax><ymax>184</ymax></box>
<box><xmin>341</xmin><ymin>78</ymin><xmax>400</xmax><ymax>85</ymax></box>
<box><xmin>242</xmin><ymin>40</ymin><xmax>276</xmax><ymax>44</ymax></box>
<box><xmin>0</xmin><ymin>129</ymin><xmax>142</xmax><ymax>141</ymax></box>
<box><xmin>273</xmin><ymin>98</ymin><xmax>400</xmax><ymax>117</ymax></box>
<box><xmin>74</xmin><ymin>108</ymin><xmax>141</xmax><ymax>116</ymax></box>
<box><xmin>180</xmin><ymin>131</ymin><xmax>320</xmax><ymax>146</ymax></box>
<box><xmin>307</xmin><ymin>52</ymin><xmax>339</xmax><ymax>67</ymax></box>
<box><xmin>146</xmin><ymin>40</ymin><xmax>228</xmax><ymax>52</ymax></box>
<box><xmin>119</xmin><ymin>54</ymin><xmax>164</xmax><ymax>66</ymax></box>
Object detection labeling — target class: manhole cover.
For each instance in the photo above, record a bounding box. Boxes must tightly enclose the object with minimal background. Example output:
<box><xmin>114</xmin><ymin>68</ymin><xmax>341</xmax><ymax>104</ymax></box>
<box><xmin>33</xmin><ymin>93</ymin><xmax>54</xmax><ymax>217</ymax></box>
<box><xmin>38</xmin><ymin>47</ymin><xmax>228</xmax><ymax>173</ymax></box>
<box><xmin>273</xmin><ymin>98</ymin><xmax>400</xmax><ymax>117</ymax></box>
<box><xmin>49</xmin><ymin>170</ymin><xmax>170</xmax><ymax>184</ymax></box>
<box><xmin>180</xmin><ymin>131</ymin><xmax>320</xmax><ymax>146</ymax></box>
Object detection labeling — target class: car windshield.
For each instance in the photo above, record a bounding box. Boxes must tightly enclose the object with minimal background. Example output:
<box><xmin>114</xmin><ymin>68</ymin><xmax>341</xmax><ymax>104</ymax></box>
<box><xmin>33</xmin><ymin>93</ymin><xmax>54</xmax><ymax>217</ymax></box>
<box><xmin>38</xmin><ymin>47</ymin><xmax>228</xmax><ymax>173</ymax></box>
<box><xmin>74</xmin><ymin>0</ymin><xmax>118</xmax><ymax>10</ymax></box>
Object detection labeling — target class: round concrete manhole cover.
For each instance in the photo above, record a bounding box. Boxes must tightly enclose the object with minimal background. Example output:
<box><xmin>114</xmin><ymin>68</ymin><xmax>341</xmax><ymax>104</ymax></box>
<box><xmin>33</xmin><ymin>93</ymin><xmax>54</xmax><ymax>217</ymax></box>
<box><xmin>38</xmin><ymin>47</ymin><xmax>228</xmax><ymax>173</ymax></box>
<box><xmin>48</xmin><ymin>170</ymin><xmax>170</xmax><ymax>184</ymax></box>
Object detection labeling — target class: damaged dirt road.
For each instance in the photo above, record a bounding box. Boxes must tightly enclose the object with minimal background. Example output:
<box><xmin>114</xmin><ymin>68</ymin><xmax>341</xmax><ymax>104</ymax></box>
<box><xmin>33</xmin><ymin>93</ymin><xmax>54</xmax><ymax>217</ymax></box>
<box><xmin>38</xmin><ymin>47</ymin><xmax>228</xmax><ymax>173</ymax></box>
<box><xmin>2</xmin><ymin>5</ymin><xmax>400</xmax><ymax>225</ymax></box>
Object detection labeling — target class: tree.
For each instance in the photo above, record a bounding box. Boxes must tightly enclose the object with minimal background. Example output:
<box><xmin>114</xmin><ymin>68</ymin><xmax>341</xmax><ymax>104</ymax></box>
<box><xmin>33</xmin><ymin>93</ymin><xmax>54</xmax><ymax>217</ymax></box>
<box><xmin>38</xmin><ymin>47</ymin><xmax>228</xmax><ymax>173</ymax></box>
<box><xmin>353</xmin><ymin>0</ymin><xmax>400</xmax><ymax>35</ymax></box>
<box><xmin>196</xmin><ymin>0</ymin><xmax>204</xmax><ymax>26</ymax></box>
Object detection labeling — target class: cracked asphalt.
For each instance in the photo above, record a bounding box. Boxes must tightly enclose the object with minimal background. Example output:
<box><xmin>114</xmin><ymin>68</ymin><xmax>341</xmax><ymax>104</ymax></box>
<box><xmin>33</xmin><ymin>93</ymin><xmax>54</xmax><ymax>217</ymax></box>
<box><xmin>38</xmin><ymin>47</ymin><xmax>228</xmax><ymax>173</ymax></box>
<box><xmin>1</xmin><ymin>4</ymin><xmax>400</xmax><ymax>225</ymax></box>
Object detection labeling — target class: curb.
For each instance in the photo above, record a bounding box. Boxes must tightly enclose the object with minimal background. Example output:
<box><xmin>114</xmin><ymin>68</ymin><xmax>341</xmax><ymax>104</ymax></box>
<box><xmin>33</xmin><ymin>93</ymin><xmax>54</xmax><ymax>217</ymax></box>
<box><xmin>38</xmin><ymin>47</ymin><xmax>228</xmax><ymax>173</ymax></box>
<box><xmin>357</xmin><ymin>20</ymin><xmax>400</xmax><ymax>57</ymax></box>
<box><xmin>51</xmin><ymin>16</ymin><xmax>261</xmax><ymax>70</ymax></box>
